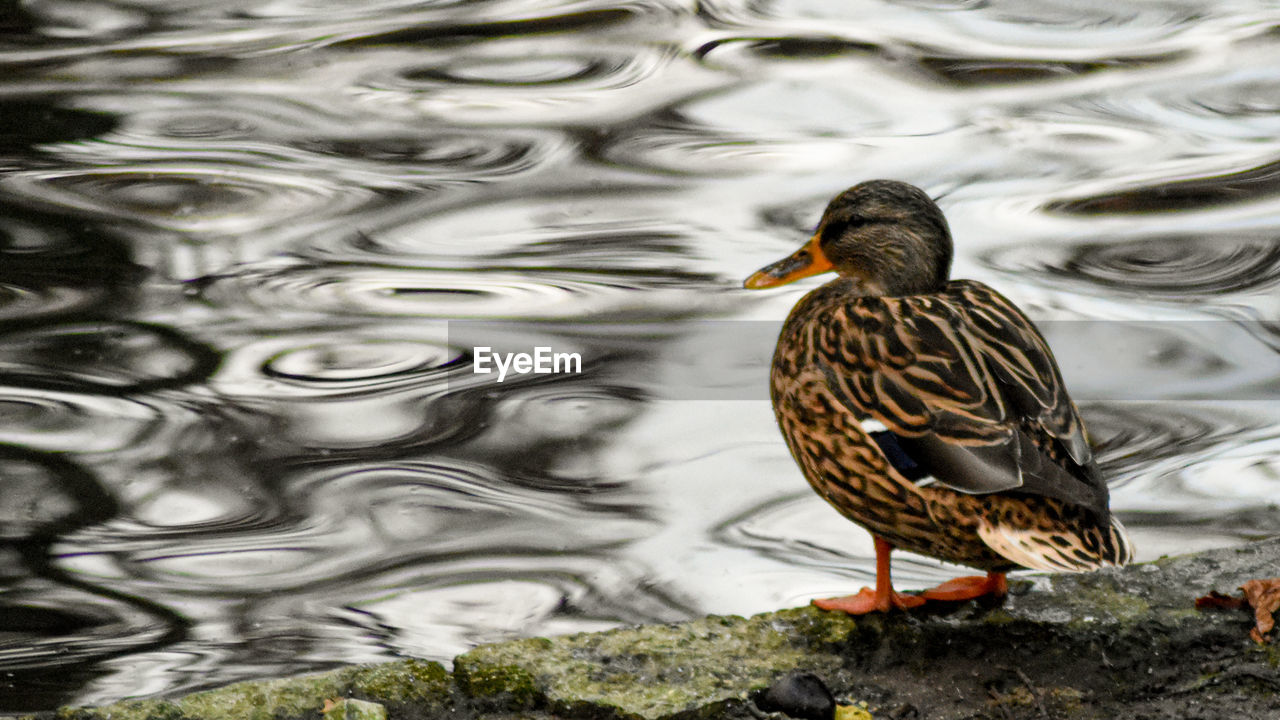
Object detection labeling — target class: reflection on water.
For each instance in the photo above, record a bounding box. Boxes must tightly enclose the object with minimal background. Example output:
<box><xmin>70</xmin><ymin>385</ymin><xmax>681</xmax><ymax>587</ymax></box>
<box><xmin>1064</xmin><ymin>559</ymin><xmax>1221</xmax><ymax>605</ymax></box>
<box><xmin>2</xmin><ymin>0</ymin><xmax>1280</xmax><ymax>710</ymax></box>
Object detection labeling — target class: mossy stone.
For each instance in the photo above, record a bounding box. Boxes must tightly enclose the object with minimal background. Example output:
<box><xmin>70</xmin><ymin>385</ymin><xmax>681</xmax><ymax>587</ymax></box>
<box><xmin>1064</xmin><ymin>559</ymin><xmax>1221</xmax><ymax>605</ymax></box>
<box><xmin>34</xmin><ymin>538</ymin><xmax>1280</xmax><ymax>720</ymax></box>
<box><xmin>345</xmin><ymin>659</ymin><xmax>451</xmax><ymax>704</ymax></box>
<box><xmin>35</xmin><ymin>660</ymin><xmax>450</xmax><ymax>720</ymax></box>
<box><xmin>452</xmin><ymin>610</ymin><xmax>852</xmax><ymax>719</ymax></box>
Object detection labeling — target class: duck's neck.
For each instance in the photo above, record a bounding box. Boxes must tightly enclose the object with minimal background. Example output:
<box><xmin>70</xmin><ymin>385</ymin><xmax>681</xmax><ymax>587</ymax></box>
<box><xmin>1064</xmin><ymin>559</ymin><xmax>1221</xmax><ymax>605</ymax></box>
<box><xmin>825</xmin><ymin>275</ymin><xmax>945</xmax><ymax>299</ymax></box>
<box><xmin>823</xmin><ymin>276</ymin><xmax>880</xmax><ymax>297</ymax></box>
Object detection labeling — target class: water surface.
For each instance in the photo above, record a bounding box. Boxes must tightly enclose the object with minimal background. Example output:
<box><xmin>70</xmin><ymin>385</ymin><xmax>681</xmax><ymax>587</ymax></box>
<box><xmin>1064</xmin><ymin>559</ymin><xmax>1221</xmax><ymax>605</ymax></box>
<box><xmin>2</xmin><ymin>0</ymin><xmax>1280</xmax><ymax>710</ymax></box>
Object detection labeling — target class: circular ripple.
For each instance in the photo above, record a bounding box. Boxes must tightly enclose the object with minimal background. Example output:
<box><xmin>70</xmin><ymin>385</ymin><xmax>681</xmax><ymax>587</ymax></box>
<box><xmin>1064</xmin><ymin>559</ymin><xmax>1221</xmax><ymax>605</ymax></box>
<box><xmin>0</xmin><ymin>282</ymin><xmax>105</xmax><ymax>321</ymax></box>
<box><xmin>1191</xmin><ymin>76</ymin><xmax>1280</xmax><ymax>121</ymax></box>
<box><xmin>302</xmin><ymin>193</ymin><xmax>722</xmax><ymax>281</ymax></box>
<box><xmin>24</xmin><ymin>1</ymin><xmax>146</xmax><ymax>39</ymax></box>
<box><xmin>1</xmin><ymin>166</ymin><xmax>373</xmax><ymax>234</ymax></box>
<box><xmin>109</xmin><ymin>96</ymin><xmax>313</xmax><ymax>142</ymax></box>
<box><xmin>266</xmin><ymin>340</ymin><xmax>455</xmax><ymax>385</ymax></box>
<box><xmin>210</xmin><ymin>263</ymin><xmax>670</xmax><ymax>320</ymax></box>
<box><xmin>0</xmin><ymin>321</ymin><xmax>217</xmax><ymax>394</ymax></box>
<box><xmin>294</xmin><ymin>130</ymin><xmax>557</xmax><ymax>182</ymax></box>
<box><xmin>0</xmin><ymin>212</ymin><xmax>140</xmax><ymax>320</ymax></box>
<box><xmin>984</xmin><ymin>234</ymin><xmax>1280</xmax><ymax>297</ymax></box>
<box><xmin>356</xmin><ymin>44</ymin><xmax>681</xmax><ymax>125</ymax></box>
<box><xmin>677</xmin><ymin>78</ymin><xmax>897</xmax><ymax>137</ymax></box>
<box><xmin>404</xmin><ymin>55</ymin><xmax>621</xmax><ymax>86</ymax></box>
<box><xmin>0</xmin><ymin>390</ymin><xmax>158</xmax><ymax>453</ymax></box>
<box><xmin>211</xmin><ymin>329</ymin><xmax>474</xmax><ymax>449</ymax></box>
<box><xmin>701</xmin><ymin>0</ymin><xmax>1202</xmax><ymax>49</ymax></box>
<box><xmin>91</xmin><ymin>431</ymin><xmax>283</xmax><ymax>538</ymax></box>
<box><xmin>1052</xmin><ymin>70</ymin><xmax>1280</xmax><ymax>147</ymax></box>
<box><xmin>215</xmin><ymin>329</ymin><xmax>468</xmax><ymax>398</ymax></box>
<box><xmin>602</xmin><ymin>127</ymin><xmax>861</xmax><ymax>176</ymax></box>
<box><xmin>1084</xmin><ymin>402</ymin><xmax>1280</xmax><ymax>539</ymax></box>
<box><xmin>338</xmin><ymin>555</ymin><xmax>690</xmax><ymax>663</ymax></box>
<box><xmin>94</xmin><ymin>89</ymin><xmax>554</xmax><ymax>173</ymax></box>
<box><xmin>465</xmin><ymin>385</ymin><xmax>646</xmax><ymax>483</ymax></box>
<box><xmin>712</xmin><ymin>492</ymin><xmax>961</xmax><ymax>588</ymax></box>
<box><xmin>0</xmin><ymin>213</ymin><xmax>75</xmax><ymax>254</ymax></box>
<box><xmin>491</xmin><ymin>386</ymin><xmax>641</xmax><ymax>441</ymax></box>
<box><xmin>388</xmin><ymin>47</ymin><xmax>661</xmax><ymax>92</ymax></box>
<box><xmin>84</xmin><ymin>97</ymin><xmax>560</xmax><ymax>188</ymax></box>
<box><xmin>694</xmin><ymin>35</ymin><xmax>880</xmax><ymax>72</ymax></box>
<box><xmin>244</xmin><ymin>0</ymin><xmax>469</xmax><ymax>19</ymax></box>
<box><xmin>109</xmin><ymin>459</ymin><xmax>650</xmax><ymax>593</ymax></box>
<box><xmin>129</xmin><ymin>483</ymin><xmax>275</xmax><ymax>533</ymax></box>
<box><xmin>0</xmin><ymin>448</ymin><xmax>115</xmax><ymax>542</ymax></box>
<box><xmin>0</xmin><ymin>584</ymin><xmax>181</xmax><ymax>680</ymax></box>
<box><xmin>1086</xmin><ymin>402</ymin><xmax>1256</xmax><ymax>480</ymax></box>
<box><xmin>158</xmin><ymin>113</ymin><xmax>256</xmax><ymax>140</ymax></box>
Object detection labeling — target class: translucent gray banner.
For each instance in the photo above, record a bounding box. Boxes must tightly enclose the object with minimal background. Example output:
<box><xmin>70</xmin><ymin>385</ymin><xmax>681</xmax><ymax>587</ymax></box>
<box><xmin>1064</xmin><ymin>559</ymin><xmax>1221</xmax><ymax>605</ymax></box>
<box><xmin>446</xmin><ymin>320</ymin><xmax>1280</xmax><ymax>402</ymax></box>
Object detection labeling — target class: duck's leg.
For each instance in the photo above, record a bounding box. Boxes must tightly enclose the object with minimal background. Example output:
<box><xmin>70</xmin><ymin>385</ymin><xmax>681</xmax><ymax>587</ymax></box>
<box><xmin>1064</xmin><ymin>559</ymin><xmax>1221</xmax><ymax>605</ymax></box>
<box><xmin>812</xmin><ymin>537</ymin><xmax>926</xmax><ymax>614</ymax></box>
<box><xmin>919</xmin><ymin>571</ymin><xmax>1008</xmax><ymax>602</ymax></box>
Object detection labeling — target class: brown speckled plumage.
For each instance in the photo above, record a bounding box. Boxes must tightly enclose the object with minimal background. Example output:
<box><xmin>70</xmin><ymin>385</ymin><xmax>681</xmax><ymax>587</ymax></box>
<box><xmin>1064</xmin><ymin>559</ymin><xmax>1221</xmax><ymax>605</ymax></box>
<box><xmin>747</xmin><ymin>181</ymin><xmax>1132</xmax><ymax>608</ymax></box>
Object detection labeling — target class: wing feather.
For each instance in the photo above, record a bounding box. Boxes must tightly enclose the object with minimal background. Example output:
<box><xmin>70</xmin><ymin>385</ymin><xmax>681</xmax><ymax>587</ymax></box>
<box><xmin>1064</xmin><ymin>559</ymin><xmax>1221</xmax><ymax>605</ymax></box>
<box><xmin>812</xmin><ymin>279</ymin><xmax>1109</xmax><ymax>516</ymax></box>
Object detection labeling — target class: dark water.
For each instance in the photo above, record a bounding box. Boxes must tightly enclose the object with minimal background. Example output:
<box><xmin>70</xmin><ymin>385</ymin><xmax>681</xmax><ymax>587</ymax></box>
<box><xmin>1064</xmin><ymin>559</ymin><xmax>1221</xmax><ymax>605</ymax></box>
<box><xmin>2</xmin><ymin>0</ymin><xmax>1280</xmax><ymax>710</ymax></box>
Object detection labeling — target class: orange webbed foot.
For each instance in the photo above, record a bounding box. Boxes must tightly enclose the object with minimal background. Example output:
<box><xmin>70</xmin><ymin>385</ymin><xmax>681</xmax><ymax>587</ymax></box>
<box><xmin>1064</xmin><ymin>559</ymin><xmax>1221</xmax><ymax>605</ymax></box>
<box><xmin>812</xmin><ymin>587</ymin><xmax>926</xmax><ymax>614</ymax></box>
<box><xmin>919</xmin><ymin>572</ymin><xmax>1007</xmax><ymax>602</ymax></box>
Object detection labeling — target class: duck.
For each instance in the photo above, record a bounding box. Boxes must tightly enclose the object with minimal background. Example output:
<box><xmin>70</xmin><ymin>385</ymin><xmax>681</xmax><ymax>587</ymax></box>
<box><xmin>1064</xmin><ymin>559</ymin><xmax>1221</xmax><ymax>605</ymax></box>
<box><xmin>744</xmin><ymin>180</ymin><xmax>1133</xmax><ymax>614</ymax></box>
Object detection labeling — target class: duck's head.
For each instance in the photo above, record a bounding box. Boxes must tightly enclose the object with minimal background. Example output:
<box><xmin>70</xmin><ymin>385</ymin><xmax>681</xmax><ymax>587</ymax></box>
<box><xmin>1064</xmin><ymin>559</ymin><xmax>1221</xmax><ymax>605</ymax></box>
<box><xmin>744</xmin><ymin>180</ymin><xmax>953</xmax><ymax>296</ymax></box>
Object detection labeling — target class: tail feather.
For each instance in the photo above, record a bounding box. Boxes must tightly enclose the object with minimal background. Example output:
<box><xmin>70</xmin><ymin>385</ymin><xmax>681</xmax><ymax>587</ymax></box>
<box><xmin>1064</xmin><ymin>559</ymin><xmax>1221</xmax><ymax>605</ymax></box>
<box><xmin>1105</xmin><ymin>515</ymin><xmax>1134</xmax><ymax>566</ymax></box>
<box><xmin>978</xmin><ymin>514</ymin><xmax>1134</xmax><ymax>573</ymax></box>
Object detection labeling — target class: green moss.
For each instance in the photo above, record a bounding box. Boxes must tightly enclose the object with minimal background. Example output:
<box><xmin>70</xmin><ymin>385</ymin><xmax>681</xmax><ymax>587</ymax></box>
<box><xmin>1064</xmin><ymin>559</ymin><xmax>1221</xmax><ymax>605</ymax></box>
<box><xmin>1058</xmin><ymin>585</ymin><xmax>1152</xmax><ymax>626</ymax></box>
<box><xmin>346</xmin><ymin>659</ymin><xmax>450</xmax><ymax>704</ymax></box>
<box><xmin>1261</xmin><ymin>642</ymin><xmax>1280</xmax><ymax>669</ymax></box>
<box><xmin>454</xmin><ymin>656</ymin><xmax>542</xmax><ymax>710</ymax></box>
<box><xmin>981</xmin><ymin>609</ymin><xmax>1019</xmax><ymax>625</ymax></box>
<box><xmin>45</xmin><ymin>659</ymin><xmax>451</xmax><ymax>720</ymax></box>
<box><xmin>139</xmin><ymin>703</ymin><xmax>188</xmax><ymax>720</ymax></box>
<box><xmin>321</xmin><ymin>698</ymin><xmax>386</xmax><ymax>720</ymax></box>
<box><xmin>452</xmin><ymin>611</ymin><xmax>850</xmax><ymax>720</ymax></box>
<box><xmin>172</xmin><ymin>673</ymin><xmax>344</xmax><ymax>720</ymax></box>
<box><xmin>775</xmin><ymin>605</ymin><xmax>859</xmax><ymax>647</ymax></box>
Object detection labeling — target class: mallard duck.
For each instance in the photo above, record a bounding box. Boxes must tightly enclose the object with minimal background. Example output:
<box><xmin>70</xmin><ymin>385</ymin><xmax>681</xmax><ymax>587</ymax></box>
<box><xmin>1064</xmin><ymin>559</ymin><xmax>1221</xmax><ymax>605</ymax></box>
<box><xmin>744</xmin><ymin>180</ymin><xmax>1132</xmax><ymax>614</ymax></box>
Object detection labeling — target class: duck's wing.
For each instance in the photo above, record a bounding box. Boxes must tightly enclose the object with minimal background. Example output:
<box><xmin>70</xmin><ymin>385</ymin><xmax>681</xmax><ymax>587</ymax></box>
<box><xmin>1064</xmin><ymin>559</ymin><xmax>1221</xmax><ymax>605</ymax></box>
<box><xmin>813</xmin><ymin>279</ymin><xmax>1108</xmax><ymax>517</ymax></box>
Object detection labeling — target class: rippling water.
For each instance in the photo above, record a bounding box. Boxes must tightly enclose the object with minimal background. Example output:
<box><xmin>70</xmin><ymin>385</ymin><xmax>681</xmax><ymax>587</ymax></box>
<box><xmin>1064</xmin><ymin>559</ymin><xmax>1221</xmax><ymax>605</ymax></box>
<box><xmin>3</xmin><ymin>0</ymin><xmax>1280</xmax><ymax>710</ymax></box>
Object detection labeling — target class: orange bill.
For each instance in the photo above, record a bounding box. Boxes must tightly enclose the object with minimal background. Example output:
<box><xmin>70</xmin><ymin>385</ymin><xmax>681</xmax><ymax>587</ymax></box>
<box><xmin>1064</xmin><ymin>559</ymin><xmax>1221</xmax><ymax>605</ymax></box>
<box><xmin>743</xmin><ymin>235</ymin><xmax>834</xmax><ymax>289</ymax></box>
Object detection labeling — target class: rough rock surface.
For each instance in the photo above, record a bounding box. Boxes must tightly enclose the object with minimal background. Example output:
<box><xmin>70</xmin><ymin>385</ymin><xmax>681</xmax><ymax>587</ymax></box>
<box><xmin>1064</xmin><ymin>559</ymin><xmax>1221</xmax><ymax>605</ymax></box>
<box><xmin>14</xmin><ymin>538</ymin><xmax>1280</xmax><ymax>720</ymax></box>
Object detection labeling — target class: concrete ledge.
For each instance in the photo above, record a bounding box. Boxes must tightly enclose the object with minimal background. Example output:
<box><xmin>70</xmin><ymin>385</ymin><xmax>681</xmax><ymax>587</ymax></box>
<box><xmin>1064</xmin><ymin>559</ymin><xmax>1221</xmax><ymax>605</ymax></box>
<box><xmin>18</xmin><ymin>538</ymin><xmax>1280</xmax><ymax>720</ymax></box>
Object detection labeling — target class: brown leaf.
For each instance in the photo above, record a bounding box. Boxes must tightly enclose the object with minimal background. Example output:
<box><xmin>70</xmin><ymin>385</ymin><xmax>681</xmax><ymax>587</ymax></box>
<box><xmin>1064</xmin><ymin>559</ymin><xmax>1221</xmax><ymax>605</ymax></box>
<box><xmin>1197</xmin><ymin>578</ymin><xmax>1280</xmax><ymax>644</ymax></box>
<box><xmin>1194</xmin><ymin>590</ymin><xmax>1245</xmax><ymax>610</ymax></box>
<box><xmin>1239</xmin><ymin>578</ymin><xmax>1280</xmax><ymax>645</ymax></box>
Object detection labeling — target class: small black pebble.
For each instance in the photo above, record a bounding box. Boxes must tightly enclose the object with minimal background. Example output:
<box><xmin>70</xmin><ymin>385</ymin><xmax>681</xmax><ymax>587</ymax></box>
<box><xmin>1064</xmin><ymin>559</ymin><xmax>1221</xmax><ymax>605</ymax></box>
<box><xmin>757</xmin><ymin>671</ymin><xmax>835</xmax><ymax>720</ymax></box>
